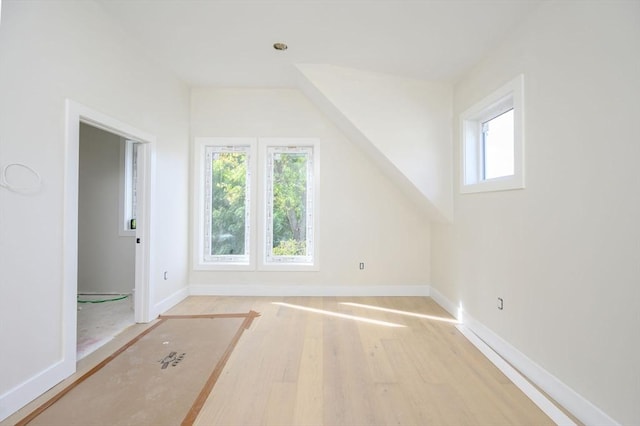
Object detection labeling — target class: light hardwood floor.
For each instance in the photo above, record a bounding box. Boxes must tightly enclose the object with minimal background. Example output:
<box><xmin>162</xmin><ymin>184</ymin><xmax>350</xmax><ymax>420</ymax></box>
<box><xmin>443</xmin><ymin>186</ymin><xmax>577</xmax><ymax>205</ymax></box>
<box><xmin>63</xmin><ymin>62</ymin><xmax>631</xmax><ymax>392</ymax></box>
<box><xmin>171</xmin><ymin>296</ymin><xmax>554</xmax><ymax>426</ymax></box>
<box><xmin>7</xmin><ymin>296</ymin><xmax>563</xmax><ymax>425</ymax></box>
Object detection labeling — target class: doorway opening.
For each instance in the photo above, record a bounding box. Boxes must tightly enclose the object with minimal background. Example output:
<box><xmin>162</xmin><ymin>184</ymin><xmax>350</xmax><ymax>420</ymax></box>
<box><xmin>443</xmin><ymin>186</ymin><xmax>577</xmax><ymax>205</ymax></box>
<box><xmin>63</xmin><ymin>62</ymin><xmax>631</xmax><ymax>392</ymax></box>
<box><xmin>64</xmin><ymin>100</ymin><xmax>155</xmax><ymax>374</ymax></box>
<box><xmin>76</xmin><ymin>123</ymin><xmax>137</xmax><ymax>358</ymax></box>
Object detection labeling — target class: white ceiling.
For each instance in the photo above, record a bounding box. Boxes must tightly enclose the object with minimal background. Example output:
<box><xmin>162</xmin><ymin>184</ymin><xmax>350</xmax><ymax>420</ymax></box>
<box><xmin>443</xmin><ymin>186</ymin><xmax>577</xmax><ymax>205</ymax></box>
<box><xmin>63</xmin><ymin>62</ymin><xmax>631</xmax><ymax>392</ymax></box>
<box><xmin>95</xmin><ymin>0</ymin><xmax>544</xmax><ymax>87</ymax></box>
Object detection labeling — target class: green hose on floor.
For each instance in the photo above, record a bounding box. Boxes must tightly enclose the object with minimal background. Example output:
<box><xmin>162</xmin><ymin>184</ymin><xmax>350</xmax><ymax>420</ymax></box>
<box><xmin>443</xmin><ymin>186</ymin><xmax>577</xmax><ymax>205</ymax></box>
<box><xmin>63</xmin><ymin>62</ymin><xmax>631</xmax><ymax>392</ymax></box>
<box><xmin>77</xmin><ymin>294</ymin><xmax>129</xmax><ymax>304</ymax></box>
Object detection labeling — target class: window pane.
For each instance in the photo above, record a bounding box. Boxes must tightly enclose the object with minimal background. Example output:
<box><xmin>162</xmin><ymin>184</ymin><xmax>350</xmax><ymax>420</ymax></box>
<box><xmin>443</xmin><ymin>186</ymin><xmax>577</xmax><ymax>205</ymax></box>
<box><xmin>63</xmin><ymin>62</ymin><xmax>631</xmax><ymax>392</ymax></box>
<box><xmin>211</xmin><ymin>151</ymin><xmax>248</xmax><ymax>256</ymax></box>
<box><xmin>483</xmin><ymin>109</ymin><xmax>514</xmax><ymax>180</ymax></box>
<box><xmin>129</xmin><ymin>142</ymin><xmax>138</xmax><ymax>229</ymax></box>
<box><xmin>265</xmin><ymin>145</ymin><xmax>315</xmax><ymax>265</ymax></box>
<box><xmin>272</xmin><ymin>151</ymin><xmax>308</xmax><ymax>256</ymax></box>
<box><xmin>122</xmin><ymin>140</ymin><xmax>139</xmax><ymax>232</ymax></box>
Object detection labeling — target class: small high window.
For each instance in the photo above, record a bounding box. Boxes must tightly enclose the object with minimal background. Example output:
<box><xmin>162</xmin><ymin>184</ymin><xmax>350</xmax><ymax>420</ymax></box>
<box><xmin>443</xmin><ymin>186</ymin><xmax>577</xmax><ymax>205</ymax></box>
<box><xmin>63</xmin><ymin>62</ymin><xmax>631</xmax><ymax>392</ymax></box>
<box><xmin>460</xmin><ymin>75</ymin><xmax>524</xmax><ymax>193</ymax></box>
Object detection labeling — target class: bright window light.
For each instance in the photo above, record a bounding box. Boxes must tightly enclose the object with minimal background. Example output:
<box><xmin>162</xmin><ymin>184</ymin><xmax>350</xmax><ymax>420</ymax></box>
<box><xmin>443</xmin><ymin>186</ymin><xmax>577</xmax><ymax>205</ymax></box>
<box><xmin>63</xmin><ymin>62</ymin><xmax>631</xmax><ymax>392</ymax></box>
<box><xmin>194</xmin><ymin>138</ymin><xmax>257</xmax><ymax>270</ymax></box>
<box><xmin>205</xmin><ymin>145</ymin><xmax>252</xmax><ymax>264</ymax></box>
<box><xmin>460</xmin><ymin>74</ymin><xmax>524</xmax><ymax>194</ymax></box>
<box><xmin>483</xmin><ymin>109</ymin><xmax>514</xmax><ymax>180</ymax></box>
<box><xmin>194</xmin><ymin>137</ymin><xmax>318</xmax><ymax>271</ymax></box>
<box><xmin>265</xmin><ymin>146</ymin><xmax>315</xmax><ymax>265</ymax></box>
<box><xmin>123</xmin><ymin>140</ymin><xmax>138</xmax><ymax>232</ymax></box>
<box><xmin>260</xmin><ymin>138</ymin><xmax>319</xmax><ymax>271</ymax></box>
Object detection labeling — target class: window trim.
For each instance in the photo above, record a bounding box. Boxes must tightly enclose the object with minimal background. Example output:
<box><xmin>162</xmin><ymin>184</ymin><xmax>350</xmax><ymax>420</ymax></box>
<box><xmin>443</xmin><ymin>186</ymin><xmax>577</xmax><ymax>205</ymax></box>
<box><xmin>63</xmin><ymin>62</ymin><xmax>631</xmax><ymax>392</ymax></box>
<box><xmin>259</xmin><ymin>138</ymin><xmax>320</xmax><ymax>271</ymax></box>
<box><xmin>194</xmin><ymin>137</ymin><xmax>257</xmax><ymax>270</ymax></box>
<box><xmin>204</xmin><ymin>145</ymin><xmax>252</xmax><ymax>265</ymax></box>
<box><xmin>460</xmin><ymin>74</ymin><xmax>525</xmax><ymax>194</ymax></box>
<box><xmin>119</xmin><ymin>139</ymin><xmax>138</xmax><ymax>236</ymax></box>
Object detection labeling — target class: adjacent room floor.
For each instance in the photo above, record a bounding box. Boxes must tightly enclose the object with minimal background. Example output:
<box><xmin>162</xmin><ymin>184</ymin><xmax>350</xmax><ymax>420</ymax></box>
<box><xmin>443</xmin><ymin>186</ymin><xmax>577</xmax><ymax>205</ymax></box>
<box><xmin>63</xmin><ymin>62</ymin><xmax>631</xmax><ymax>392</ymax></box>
<box><xmin>76</xmin><ymin>293</ymin><xmax>135</xmax><ymax>359</ymax></box>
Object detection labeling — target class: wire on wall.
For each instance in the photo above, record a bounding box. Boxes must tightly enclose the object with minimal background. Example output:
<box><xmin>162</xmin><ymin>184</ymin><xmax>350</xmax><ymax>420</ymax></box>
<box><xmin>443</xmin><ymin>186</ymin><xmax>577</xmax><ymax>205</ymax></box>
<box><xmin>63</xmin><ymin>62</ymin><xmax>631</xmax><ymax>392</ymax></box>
<box><xmin>0</xmin><ymin>163</ymin><xmax>42</xmax><ymax>193</ymax></box>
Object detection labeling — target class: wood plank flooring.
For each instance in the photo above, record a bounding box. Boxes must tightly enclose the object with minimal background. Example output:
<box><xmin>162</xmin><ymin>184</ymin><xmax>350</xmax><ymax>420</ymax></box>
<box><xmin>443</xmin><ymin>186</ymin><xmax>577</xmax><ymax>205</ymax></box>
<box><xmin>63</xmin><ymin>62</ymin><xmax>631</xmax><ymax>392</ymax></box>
<box><xmin>6</xmin><ymin>296</ymin><xmax>561</xmax><ymax>426</ymax></box>
<box><xmin>166</xmin><ymin>296</ymin><xmax>554</xmax><ymax>426</ymax></box>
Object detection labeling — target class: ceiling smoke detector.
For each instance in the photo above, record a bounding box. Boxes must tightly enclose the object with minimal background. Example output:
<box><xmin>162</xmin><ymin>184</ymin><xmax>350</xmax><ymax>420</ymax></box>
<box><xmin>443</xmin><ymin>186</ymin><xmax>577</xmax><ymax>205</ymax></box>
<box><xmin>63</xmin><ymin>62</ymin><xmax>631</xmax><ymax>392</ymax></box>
<box><xmin>273</xmin><ymin>42</ymin><xmax>288</xmax><ymax>51</ymax></box>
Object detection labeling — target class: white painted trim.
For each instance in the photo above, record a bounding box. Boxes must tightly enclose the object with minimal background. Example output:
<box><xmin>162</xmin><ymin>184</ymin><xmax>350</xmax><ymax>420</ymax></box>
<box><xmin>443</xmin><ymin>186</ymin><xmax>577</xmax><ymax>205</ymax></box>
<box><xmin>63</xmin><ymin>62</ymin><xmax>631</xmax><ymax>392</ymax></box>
<box><xmin>258</xmin><ymin>138</ymin><xmax>321</xmax><ymax>272</ymax></box>
<box><xmin>463</xmin><ymin>312</ymin><xmax>620</xmax><ymax>426</ymax></box>
<box><xmin>429</xmin><ymin>286</ymin><xmax>621</xmax><ymax>426</ymax></box>
<box><xmin>6</xmin><ymin>99</ymin><xmax>163</xmax><ymax>422</ymax></box>
<box><xmin>456</xmin><ymin>324</ymin><xmax>576</xmax><ymax>426</ymax></box>
<box><xmin>192</xmin><ymin>137</ymin><xmax>258</xmax><ymax>271</ymax></box>
<box><xmin>154</xmin><ymin>287</ymin><xmax>189</xmax><ymax>316</ymax></box>
<box><xmin>460</xmin><ymin>74</ymin><xmax>525</xmax><ymax>194</ymax></box>
<box><xmin>189</xmin><ymin>284</ymin><xmax>430</xmax><ymax>297</ymax></box>
<box><xmin>0</xmin><ymin>361</ymin><xmax>69</xmax><ymax>422</ymax></box>
<box><xmin>62</xmin><ymin>100</ymin><xmax>81</xmax><ymax>375</ymax></box>
<box><xmin>66</xmin><ymin>100</ymin><xmax>156</xmax><ymax>324</ymax></box>
<box><xmin>133</xmin><ymin>140</ymin><xmax>155</xmax><ymax>323</ymax></box>
<box><xmin>428</xmin><ymin>286</ymin><xmax>463</xmax><ymax>322</ymax></box>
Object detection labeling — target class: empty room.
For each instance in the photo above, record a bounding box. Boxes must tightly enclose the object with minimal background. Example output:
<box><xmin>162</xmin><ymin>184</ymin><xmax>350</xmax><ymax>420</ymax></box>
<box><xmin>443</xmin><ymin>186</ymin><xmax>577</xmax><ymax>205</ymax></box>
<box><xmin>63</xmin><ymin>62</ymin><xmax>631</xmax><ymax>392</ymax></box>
<box><xmin>0</xmin><ymin>0</ymin><xmax>638</xmax><ymax>425</ymax></box>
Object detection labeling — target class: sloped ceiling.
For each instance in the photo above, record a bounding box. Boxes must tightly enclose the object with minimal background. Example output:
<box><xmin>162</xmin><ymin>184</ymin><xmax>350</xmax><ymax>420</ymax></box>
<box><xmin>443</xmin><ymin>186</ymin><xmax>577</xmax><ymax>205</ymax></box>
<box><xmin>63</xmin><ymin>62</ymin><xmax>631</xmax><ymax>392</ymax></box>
<box><xmin>297</xmin><ymin>64</ymin><xmax>453</xmax><ymax>222</ymax></box>
<box><xmin>95</xmin><ymin>0</ymin><xmax>543</xmax><ymax>87</ymax></box>
<box><xmin>94</xmin><ymin>0</ymin><xmax>543</xmax><ymax>220</ymax></box>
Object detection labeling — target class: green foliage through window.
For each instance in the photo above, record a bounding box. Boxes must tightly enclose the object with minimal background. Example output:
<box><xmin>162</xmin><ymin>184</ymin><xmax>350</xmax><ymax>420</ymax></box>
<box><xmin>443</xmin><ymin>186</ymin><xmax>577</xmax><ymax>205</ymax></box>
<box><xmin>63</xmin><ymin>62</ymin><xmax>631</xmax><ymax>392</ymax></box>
<box><xmin>211</xmin><ymin>151</ymin><xmax>248</xmax><ymax>256</ymax></box>
<box><xmin>268</xmin><ymin>149</ymin><xmax>312</xmax><ymax>259</ymax></box>
<box><xmin>199</xmin><ymin>139</ymin><xmax>316</xmax><ymax>267</ymax></box>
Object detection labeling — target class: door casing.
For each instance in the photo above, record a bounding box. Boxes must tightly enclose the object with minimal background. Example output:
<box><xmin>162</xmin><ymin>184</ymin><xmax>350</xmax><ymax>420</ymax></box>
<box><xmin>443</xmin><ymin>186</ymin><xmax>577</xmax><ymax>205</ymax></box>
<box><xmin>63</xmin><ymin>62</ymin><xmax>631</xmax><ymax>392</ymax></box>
<box><xmin>64</xmin><ymin>99</ymin><xmax>156</xmax><ymax>376</ymax></box>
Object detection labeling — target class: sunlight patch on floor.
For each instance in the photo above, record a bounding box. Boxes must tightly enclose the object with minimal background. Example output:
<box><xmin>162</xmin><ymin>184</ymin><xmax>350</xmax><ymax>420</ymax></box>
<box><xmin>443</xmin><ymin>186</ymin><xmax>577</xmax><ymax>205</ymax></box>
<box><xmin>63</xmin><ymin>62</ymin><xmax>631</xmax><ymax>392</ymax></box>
<box><xmin>272</xmin><ymin>302</ymin><xmax>406</xmax><ymax>328</ymax></box>
<box><xmin>340</xmin><ymin>302</ymin><xmax>459</xmax><ymax>324</ymax></box>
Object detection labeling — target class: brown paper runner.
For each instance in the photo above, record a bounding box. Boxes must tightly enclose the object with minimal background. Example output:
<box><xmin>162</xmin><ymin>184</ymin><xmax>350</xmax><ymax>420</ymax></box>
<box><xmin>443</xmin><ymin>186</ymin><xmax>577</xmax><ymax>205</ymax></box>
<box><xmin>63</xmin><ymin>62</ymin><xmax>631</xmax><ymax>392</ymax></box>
<box><xmin>18</xmin><ymin>311</ymin><xmax>259</xmax><ymax>426</ymax></box>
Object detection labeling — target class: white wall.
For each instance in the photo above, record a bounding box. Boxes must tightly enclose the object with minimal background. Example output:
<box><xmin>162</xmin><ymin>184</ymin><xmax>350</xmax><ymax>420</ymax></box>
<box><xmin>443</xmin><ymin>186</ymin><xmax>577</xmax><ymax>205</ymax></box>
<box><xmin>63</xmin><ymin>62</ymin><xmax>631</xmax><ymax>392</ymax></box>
<box><xmin>297</xmin><ymin>64</ymin><xmax>453</xmax><ymax>222</ymax></box>
<box><xmin>431</xmin><ymin>1</ymin><xmax>640</xmax><ymax>424</ymax></box>
<box><xmin>78</xmin><ymin>123</ymin><xmax>135</xmax><ymax>294</ymax></box>
<box><xmin>0</xmin><ymin>1</ymin><xmax>189</xmax><ymax>419</ymax></box>
<box><xmin>190</xmin><ymin>88</ymin><xmax>431</xmax><ymax>293</ymax></box>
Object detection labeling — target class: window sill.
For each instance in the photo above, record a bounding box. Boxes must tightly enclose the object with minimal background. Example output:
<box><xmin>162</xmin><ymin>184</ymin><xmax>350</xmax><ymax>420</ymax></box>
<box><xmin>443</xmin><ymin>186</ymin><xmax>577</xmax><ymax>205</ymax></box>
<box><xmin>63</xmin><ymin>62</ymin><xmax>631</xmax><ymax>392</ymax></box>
<box><xmin>194</xmin><ymin>262</ymin><xmax>255</xmax><ymax>271</ymax></box>
<box><xmin>258</xmin><ymin>263</ymin><xmax>320</xmax><ymax>272</ymax></box>
<box><xmin>460</xmin><ymin>175</ymin><xmax>525</xmax><ymax>194</ymax></box>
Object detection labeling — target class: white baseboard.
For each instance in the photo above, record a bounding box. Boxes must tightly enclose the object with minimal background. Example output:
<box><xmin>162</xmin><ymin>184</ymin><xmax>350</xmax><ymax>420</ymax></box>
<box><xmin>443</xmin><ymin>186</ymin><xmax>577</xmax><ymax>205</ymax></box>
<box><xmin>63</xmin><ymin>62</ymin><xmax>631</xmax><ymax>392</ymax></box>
<box><xmin>154</xmin><ymin>287</ymin><xmax>189</xmax><ymax>316</ymax></box>
<box><xmin>456</xmin><ymin>324</ymin><xmax>576</xmax><ymax>426</ymax></box>
<box><xmin>463</xmin><ymin>312</ymin><xmax>619</xmax><ymax>426</ymax></box>
<box><xmin>428</xmin><ymin>286</ymin><xmax>462</xmax><ymax>320</ymax></box>
<box><xmin>189</xmin><ymin>283</ymin><xmax>430</xmax><ymax>297</ymax></box>
<box><xmin>429</xmin><ymin>286</ymin><xmax>620</xmax><ymax>426</ymax></box>
<box><xmin>0</xmin><ymin>359</ymin><xmax>73</xmax><ymax>422</ymax></box>
<box><xmin>1</xmin><ymin>286</ymin><xmax>188</xmax><ymax>422</ymax></box>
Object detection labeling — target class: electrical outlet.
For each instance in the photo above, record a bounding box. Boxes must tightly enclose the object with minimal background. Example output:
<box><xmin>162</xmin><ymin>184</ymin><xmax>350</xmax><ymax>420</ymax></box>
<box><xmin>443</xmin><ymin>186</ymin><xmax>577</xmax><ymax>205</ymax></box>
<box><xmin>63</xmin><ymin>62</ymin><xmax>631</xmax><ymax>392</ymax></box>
<box><xmin>497</xmin><ymin>297</ymin><xmax>504</xmax><ymax>310</ymax></box>
<box><xmin>359</xmin><ymin>262</ymin><xmax>365</xmax><ymax>270</ymax></box>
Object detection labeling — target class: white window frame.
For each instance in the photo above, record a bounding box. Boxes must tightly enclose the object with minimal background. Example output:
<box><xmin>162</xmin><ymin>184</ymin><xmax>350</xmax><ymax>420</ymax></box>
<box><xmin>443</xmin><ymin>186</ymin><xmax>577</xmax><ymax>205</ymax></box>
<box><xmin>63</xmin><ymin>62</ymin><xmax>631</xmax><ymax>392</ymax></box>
<box><xmin>460</xmin><ymin>74</ymin><xmax>525</xmax><ymax>193</ymax></box>
<box><xmin>119</xmin><ymin>139</ymin><xmax>138</xmax><ymax>236</ymax></box>
<box><xmin>194</xmin><ymin>137</ymin><xmax>257</xmax><ymax>270</ymax></box>
<box><xmin>259</xmin><ymin>138</ymin><xmax>320</xmax><ymax>271</ymax></box>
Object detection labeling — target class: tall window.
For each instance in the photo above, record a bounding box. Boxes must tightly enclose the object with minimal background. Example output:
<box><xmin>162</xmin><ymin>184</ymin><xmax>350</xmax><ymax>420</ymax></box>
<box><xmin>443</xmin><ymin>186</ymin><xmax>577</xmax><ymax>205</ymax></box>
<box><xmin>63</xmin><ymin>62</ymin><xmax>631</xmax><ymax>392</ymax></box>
<box><xmin>194</xmin><ymin>138</ymin><xmax>318</xmax><ymax>270</ymax></box>
<box><xmin>265</xmin><ymin>146</ymin><xmax>315</xmax><ymax>265</ymax></box>
<box><xmin>204</xmin><ymin>145</ymin><xmax>252</xmax><ymax>264</ymax></box>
